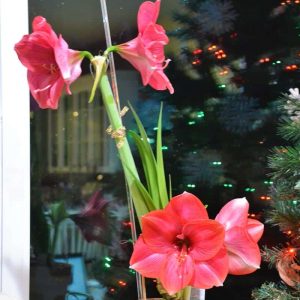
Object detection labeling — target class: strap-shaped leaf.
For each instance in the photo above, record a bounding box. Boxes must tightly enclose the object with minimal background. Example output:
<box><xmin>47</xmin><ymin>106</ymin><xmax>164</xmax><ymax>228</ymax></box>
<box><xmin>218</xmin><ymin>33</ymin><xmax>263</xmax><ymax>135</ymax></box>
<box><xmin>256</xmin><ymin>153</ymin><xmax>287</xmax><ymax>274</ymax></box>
<box><xmin>129</xmin><ymin>130</ymin><xmax>160</xmax><ymax>209</ymax></box>
<box><xmin>121</xmin><ymin>157</ymin><xmax>156</xmax><ymax>221</ymax></box>
<box><xmin>156</xmin><ymin>103</ymin><xmax>169</xmax><ymax>208</ymax></box>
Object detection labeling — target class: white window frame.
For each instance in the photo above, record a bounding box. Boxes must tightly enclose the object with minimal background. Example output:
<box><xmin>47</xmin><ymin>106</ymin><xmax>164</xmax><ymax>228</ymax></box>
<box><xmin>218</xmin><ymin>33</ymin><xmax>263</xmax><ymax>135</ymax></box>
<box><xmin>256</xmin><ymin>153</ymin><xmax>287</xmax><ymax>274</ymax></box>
<box><xmin>0</xmin><ymin>0</ymin><xmax>30</xmax><ymax>299</ymax></box>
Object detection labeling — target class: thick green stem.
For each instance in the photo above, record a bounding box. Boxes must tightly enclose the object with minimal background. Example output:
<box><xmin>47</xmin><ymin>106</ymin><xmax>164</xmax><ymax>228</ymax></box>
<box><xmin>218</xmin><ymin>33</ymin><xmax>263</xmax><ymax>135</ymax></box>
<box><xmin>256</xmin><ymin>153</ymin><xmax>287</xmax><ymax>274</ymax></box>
<box><xmin>182</xmin><ymin>287</ymin><xmax>191</xmax><ymax>300</ymax></box>
<box><xmin>98</xmin><ymin>67</ymin><xmax>149</xmax><ymax>223</ymax></box>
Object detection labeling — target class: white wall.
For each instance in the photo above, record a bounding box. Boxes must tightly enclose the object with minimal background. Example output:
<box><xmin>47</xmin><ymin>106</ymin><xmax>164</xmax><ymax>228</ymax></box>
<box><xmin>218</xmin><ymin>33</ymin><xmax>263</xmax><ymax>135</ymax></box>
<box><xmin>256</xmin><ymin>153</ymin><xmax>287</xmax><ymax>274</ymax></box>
<box><xmin>0</xmin><ymin>0</ymin><xmax>30</xmax><ymax>299</ymax></box>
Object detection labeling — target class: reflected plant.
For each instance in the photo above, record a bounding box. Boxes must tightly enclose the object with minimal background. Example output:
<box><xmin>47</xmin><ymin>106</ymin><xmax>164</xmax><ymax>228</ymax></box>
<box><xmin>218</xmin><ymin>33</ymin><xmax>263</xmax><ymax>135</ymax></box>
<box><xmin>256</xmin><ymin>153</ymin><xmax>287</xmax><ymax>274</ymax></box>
<box><xmin>47</xmin><ymin>201</ymin><xmax>69</xmax><ymax>258</ymax></box>
<box><xmin>71</xmin><ymin>191</ymin><xmax>113</xmax><ymax>245</ymax></box>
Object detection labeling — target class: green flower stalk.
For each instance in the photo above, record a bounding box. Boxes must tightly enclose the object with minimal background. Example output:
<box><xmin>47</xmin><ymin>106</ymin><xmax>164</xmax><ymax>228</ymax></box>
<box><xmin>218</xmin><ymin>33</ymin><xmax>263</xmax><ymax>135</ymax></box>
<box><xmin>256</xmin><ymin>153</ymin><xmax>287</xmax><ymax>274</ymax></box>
<box><xmin>91</xmin><ymin>56</ymin><xmax>152</xmax><ymax>223</ymax></box>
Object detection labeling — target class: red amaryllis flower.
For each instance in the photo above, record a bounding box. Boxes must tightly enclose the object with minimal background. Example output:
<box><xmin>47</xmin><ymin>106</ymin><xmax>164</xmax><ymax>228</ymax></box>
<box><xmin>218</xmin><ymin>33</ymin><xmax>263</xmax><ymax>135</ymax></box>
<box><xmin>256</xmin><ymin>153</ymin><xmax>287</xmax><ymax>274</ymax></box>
<box><xmin>71</xmin><ymin>191</ymin><xmax>111</xmax><ymax>245</ymax></box>
<box><xmin>14</xmin><ymin>16</ymin><xmax>83</xmax><ymax>109</ymax></box>
<box><xmin>130</xmin><ymin>192</ymin><xmax>228</xmax><ymax>295</ymax></box>
<box><xmin>115</xmin><ymin>0</ymin><xmax>174</xmax><ymax>94</ymax></box>
<box><xmin>215</xmin><ymin>197</ymin><xmax>264</xmax><ymax>275</ymax></box>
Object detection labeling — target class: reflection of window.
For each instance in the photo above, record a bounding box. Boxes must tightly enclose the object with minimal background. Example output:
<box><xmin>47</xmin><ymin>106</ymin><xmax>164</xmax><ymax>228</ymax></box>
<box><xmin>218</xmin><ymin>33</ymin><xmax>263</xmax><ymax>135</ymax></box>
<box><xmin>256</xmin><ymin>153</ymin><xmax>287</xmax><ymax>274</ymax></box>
<box><xmin>47</xmin><ymin>77</ymin><xmax>115</xmax><ymax>174</ymax></box>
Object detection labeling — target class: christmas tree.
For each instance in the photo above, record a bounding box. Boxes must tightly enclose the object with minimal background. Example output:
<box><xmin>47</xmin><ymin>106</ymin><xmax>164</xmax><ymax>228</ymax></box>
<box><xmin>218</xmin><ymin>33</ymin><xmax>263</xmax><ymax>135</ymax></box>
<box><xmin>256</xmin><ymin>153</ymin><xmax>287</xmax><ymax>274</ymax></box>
<box><xmin>252</xmin><ymin>89</ymin><xmax>300</xmax><ymax>299</ymax></box>
<box><xmin>143</xmin><ymin>0</ymin><xmax>300</xmax><ymax>212</ymax></box>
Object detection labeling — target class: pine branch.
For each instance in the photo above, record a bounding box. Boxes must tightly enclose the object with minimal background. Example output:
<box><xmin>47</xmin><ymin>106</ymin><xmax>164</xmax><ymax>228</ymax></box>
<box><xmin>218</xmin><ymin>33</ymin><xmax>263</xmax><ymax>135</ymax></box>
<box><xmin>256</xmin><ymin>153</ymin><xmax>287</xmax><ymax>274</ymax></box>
<box><xmin>266</xmin><ymin>200</ymin><xmax>300</xmax><ymax>233</ymax></box>
<box><xmin>252</xmin><ymin>282</ymin><xmax>300</xmax><ymax>300</ymax></box>
<box><xmin>261</xmin><ymin>246</ymin><xmax>283</xmax><ymax>268</ymax></box>
<box><xmin>278</xmin><ymin>121</ymin><xmax>300</xmax><ymax>145</ymax></box>
<box><xmin>268</xmin><ymin>146</ymin><xmax>300</xmax><ymax>181</ymax></box>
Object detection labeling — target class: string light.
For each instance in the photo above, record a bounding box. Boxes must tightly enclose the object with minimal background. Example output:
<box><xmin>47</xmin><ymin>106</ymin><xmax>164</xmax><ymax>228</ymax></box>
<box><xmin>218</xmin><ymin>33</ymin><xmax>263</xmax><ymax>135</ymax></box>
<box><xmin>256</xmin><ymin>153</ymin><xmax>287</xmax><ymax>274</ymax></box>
<box><xmin>188</xmin><ymin>121</ymin><xmax>196</xmax><ymax>125</ymax></box>
<box><xmin>192</xmin><ymin>59</ymin><xmax>201</xmax><ymax>65</ymax></box>
<box><xmin>197</xmin><ymin>111</ymin><xmax>205</xmax><ymax>118</ymax></box>
<box><xmin>223</xmin><ymin>183</ymin><xmax>233</xmax><ymax>188</ymax></box>
<box><xmin>208</xmin><ymin>45</ymin><xmax>217</xmax><ymax>51</ymax></box>
<box><xmin>187</xmin><ymin>184</ymin><xmax>196</xmax><ymax>188</ymax></box>
<box><xmin>248</xmin><ymin>213</ymin><xmax>256</xmax><ymax>218</ymax></box>
<box><xmin>218</xmin><ymin>84</ymin><xmax>226</xmax><ymax>89</ymax></box>
<box><xmin>219</xmin><ymin>69</ymin><xmax>229</xmax><ymax>76</ymax></box>
<box><xmin>259</xmin><ymin>57</ymin><xmax>270</xmax><ymax>64</ymax></box>
<box><xmin>264</xmin><ymin>180</ymin><xmax>273</xmax><ymax>185</ymax></box>
<box><xmin>281</xmin><ymin>0</ymin><xmax>300</xmax><ymax>4</ymax></box>
<box><xmin>245</xmin><ymin>187</ymin><xmax>256</xmax><ymax>192</ymax></box>
<box><xmin>118</xmin><ymin>280</ymin><xmax>127</xmax><ymax>287</ymax></box>
<box><xmin>285</xmin><ymin>64</ymin><xmax>298</xmax><ymax>71</ymax></box>
<box><xmin>288</xmin><ymin>248</ymin><xmax>296</xmax><ymax>254</ymax></box>
<box><xmin>161</xmin><ymin>146</ymin><xmax>168</xmax><ymax>150</ymax></box>
<box><xmin>212</xmin><ymin>161</ymin><xmax>222</xmax><ymax>165</ymax></box>
<box><xmin>260</xmin><ymin>195</ymin><xmax>271</xmax><ymax>200</ymax></box>
<box><xmin>215</xmin><ymin>49</ymin><xmax>227</xmax><ymax>60</ymax></box>
<box><xmin>192</xmin><ymin>48</ymin><xmax>203</xmax><ymax>55</ymax></box>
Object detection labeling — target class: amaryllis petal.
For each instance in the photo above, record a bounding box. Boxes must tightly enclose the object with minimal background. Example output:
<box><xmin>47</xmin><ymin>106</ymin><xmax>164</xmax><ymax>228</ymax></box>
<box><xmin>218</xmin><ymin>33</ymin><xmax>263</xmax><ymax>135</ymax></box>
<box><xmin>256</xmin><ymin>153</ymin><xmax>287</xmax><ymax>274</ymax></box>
<box><xmin>27</xmin><ymin>71</ymin><xmax>63</xmax><ymax>109</ymax></box>
<box><xmin>191</xmin><ymin>248</ymin><xmax>229</xmax><ymax>289</ymax></box>
<box><xmin>32</xmin><ymin>16</ymin><xmax>58</xmax><ymax>46</ymax></box>
<box><xmin>142</xmin><ymin>210</ymin><xmax>181</xmax><ymax>253</ymax></box>
<box><xmin>116</xmin><ymin>0</ymin><xmax>173</xmax><ymax>93</ymax></box>
<box><xmin>54</xmin><ymin>35</ymin><xmax>83</xmax><ymax>90</ymax></box>
<box><xmin>15</xmin><ymin>36</ymin><xmax>55</xmax><ymax>72</ymax></box>
<box><xmin>14</xmin><ymin>16</ymin><xmax>83</xmax><ymax>109</ymax></box>
<box><xmin>225</xmin><ymin>227</ymin><xmax>261</xmax><ymax>274</ymax></box>
<box><xmin>142</xmin><ymin>23</ymin><xmax>169</xmax><ymax>47</ymax></box>
<box><xmin>165</xmin><ymin>192</ymin><xmax>208</xmax><ymax>224</ymax></box>
<box><xmin>71</xmin><ymin>191</ymin><xmax>112</xmax><ymax>244</ymax></box>
<box><xmin>247</xmin><ymin>219</ymin><xmax>264</xmax><ymax>243</ymax></box>
<box><xmin>148</xmin><ymin>69</ymin><xmax>174</xmax><ymax>94</ymax></box>
<box><xmin>183</xmin><ymin>220</ymin><xmax>224</xmax><ymax>261</ymax></box>
<box><xmin>215</xmin><ymin>198</ymin><xmax>249</xmax><ymax>230</ymax></box>
<box><xmin>49</xmin><ymin>77</ymin><xmax>67</xmax><ymax>108</ymax></box>
<box><xmin>160</xmin><ymin>252</ymin><xmax>194</xmax><ymax>295</ymax></box>
<box><xmin>130</xmin><ymin>236</ymin><xmax>165</xmax><ymax>278</ymax></box>
<box><xmin>117</xmin><ymin>38</ymin><xmax>153</xmax><ymax>86</ymax></box>
<box><xmin>227</xmin><ymin>252</ymin><xmax>258</xmax><ymax>275</ymax></box>
<box><xmin>138</xmin><ymin>0</ymin><xmax>161</xmax><ymax>33</ymax></box>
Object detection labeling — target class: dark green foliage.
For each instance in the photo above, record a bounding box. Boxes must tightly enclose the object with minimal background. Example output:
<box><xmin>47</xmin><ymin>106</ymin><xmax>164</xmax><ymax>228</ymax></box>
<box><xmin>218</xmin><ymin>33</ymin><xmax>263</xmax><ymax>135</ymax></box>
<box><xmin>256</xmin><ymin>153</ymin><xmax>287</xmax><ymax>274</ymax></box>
<box><xmin>254</xmin><ymin>93</ymin><xmax>300</xmax><ymax>298</ymax></box>
<box><xmin>252</xmin><ymin>282</ymin><xmax>300</xmax><ymax>300</ymax></box>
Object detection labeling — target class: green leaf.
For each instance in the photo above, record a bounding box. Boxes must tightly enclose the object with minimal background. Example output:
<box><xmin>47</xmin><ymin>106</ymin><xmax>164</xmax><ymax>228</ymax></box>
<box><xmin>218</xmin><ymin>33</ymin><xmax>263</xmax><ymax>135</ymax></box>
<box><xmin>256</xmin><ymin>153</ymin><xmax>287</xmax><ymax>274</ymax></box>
<box><xmin>49</xmin><ymin>201</ymin><xmax>68</xmax><ymax>226</ymax></box>
<box><xmin>129</xmin><ymin>130</ymin><xmax>160</xmax><ymax>208</ymax></box>
<box><xmin>156</xmin><ymin>103</ymin><xmax>169</xmax><ymax>208</ymax></box>
<box><xmin>121</xmin><ymin>156</ymin><xmax>156</xmax><ymax>220</ymax></box>
<box><xmin>130</xmin><ymin>179</ymin><xmax>156</xmax><ymax>219</ymax></box>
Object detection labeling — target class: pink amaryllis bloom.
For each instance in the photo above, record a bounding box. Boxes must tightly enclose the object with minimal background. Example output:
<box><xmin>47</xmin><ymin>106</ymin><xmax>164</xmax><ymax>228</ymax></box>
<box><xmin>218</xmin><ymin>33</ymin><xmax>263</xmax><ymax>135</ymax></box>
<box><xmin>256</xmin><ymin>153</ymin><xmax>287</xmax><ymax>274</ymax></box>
<box><xmin>71</xmin><ymin>191</ymin><xmax>112</xmax><ymax>245</ymax></box>
<box><xmin>130</xmin><ymin>192</ymin><xmax>228</xmax><ymax>295</ymax></box>
<box><xmin>215</xmin><ymin>197</ymin><xmax>264</xmax><ymax>275</ymax></box>
<box><xmin>14</xmin><ymin>16</ymin><xmax>84</xmax><ymax>109</ymax></box>
<box><xmin>115</xmin><ymin>0</ymin><xmax>174</xmax><ymax>94</ymax></box>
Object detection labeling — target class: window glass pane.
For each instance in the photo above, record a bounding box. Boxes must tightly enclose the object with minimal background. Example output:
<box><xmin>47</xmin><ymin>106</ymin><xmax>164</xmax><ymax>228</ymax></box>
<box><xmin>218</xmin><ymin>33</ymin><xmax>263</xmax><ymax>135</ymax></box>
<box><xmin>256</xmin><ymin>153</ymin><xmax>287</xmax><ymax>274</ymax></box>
<box><xmin>27</xmin><ymin>0</ymin><xmax>300</xmax><ymax>300</ymax></box>
<box><xmin>29</xmin><ymin>1</ymin><xmax>140</xmax><ymax>299</ymax></box>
